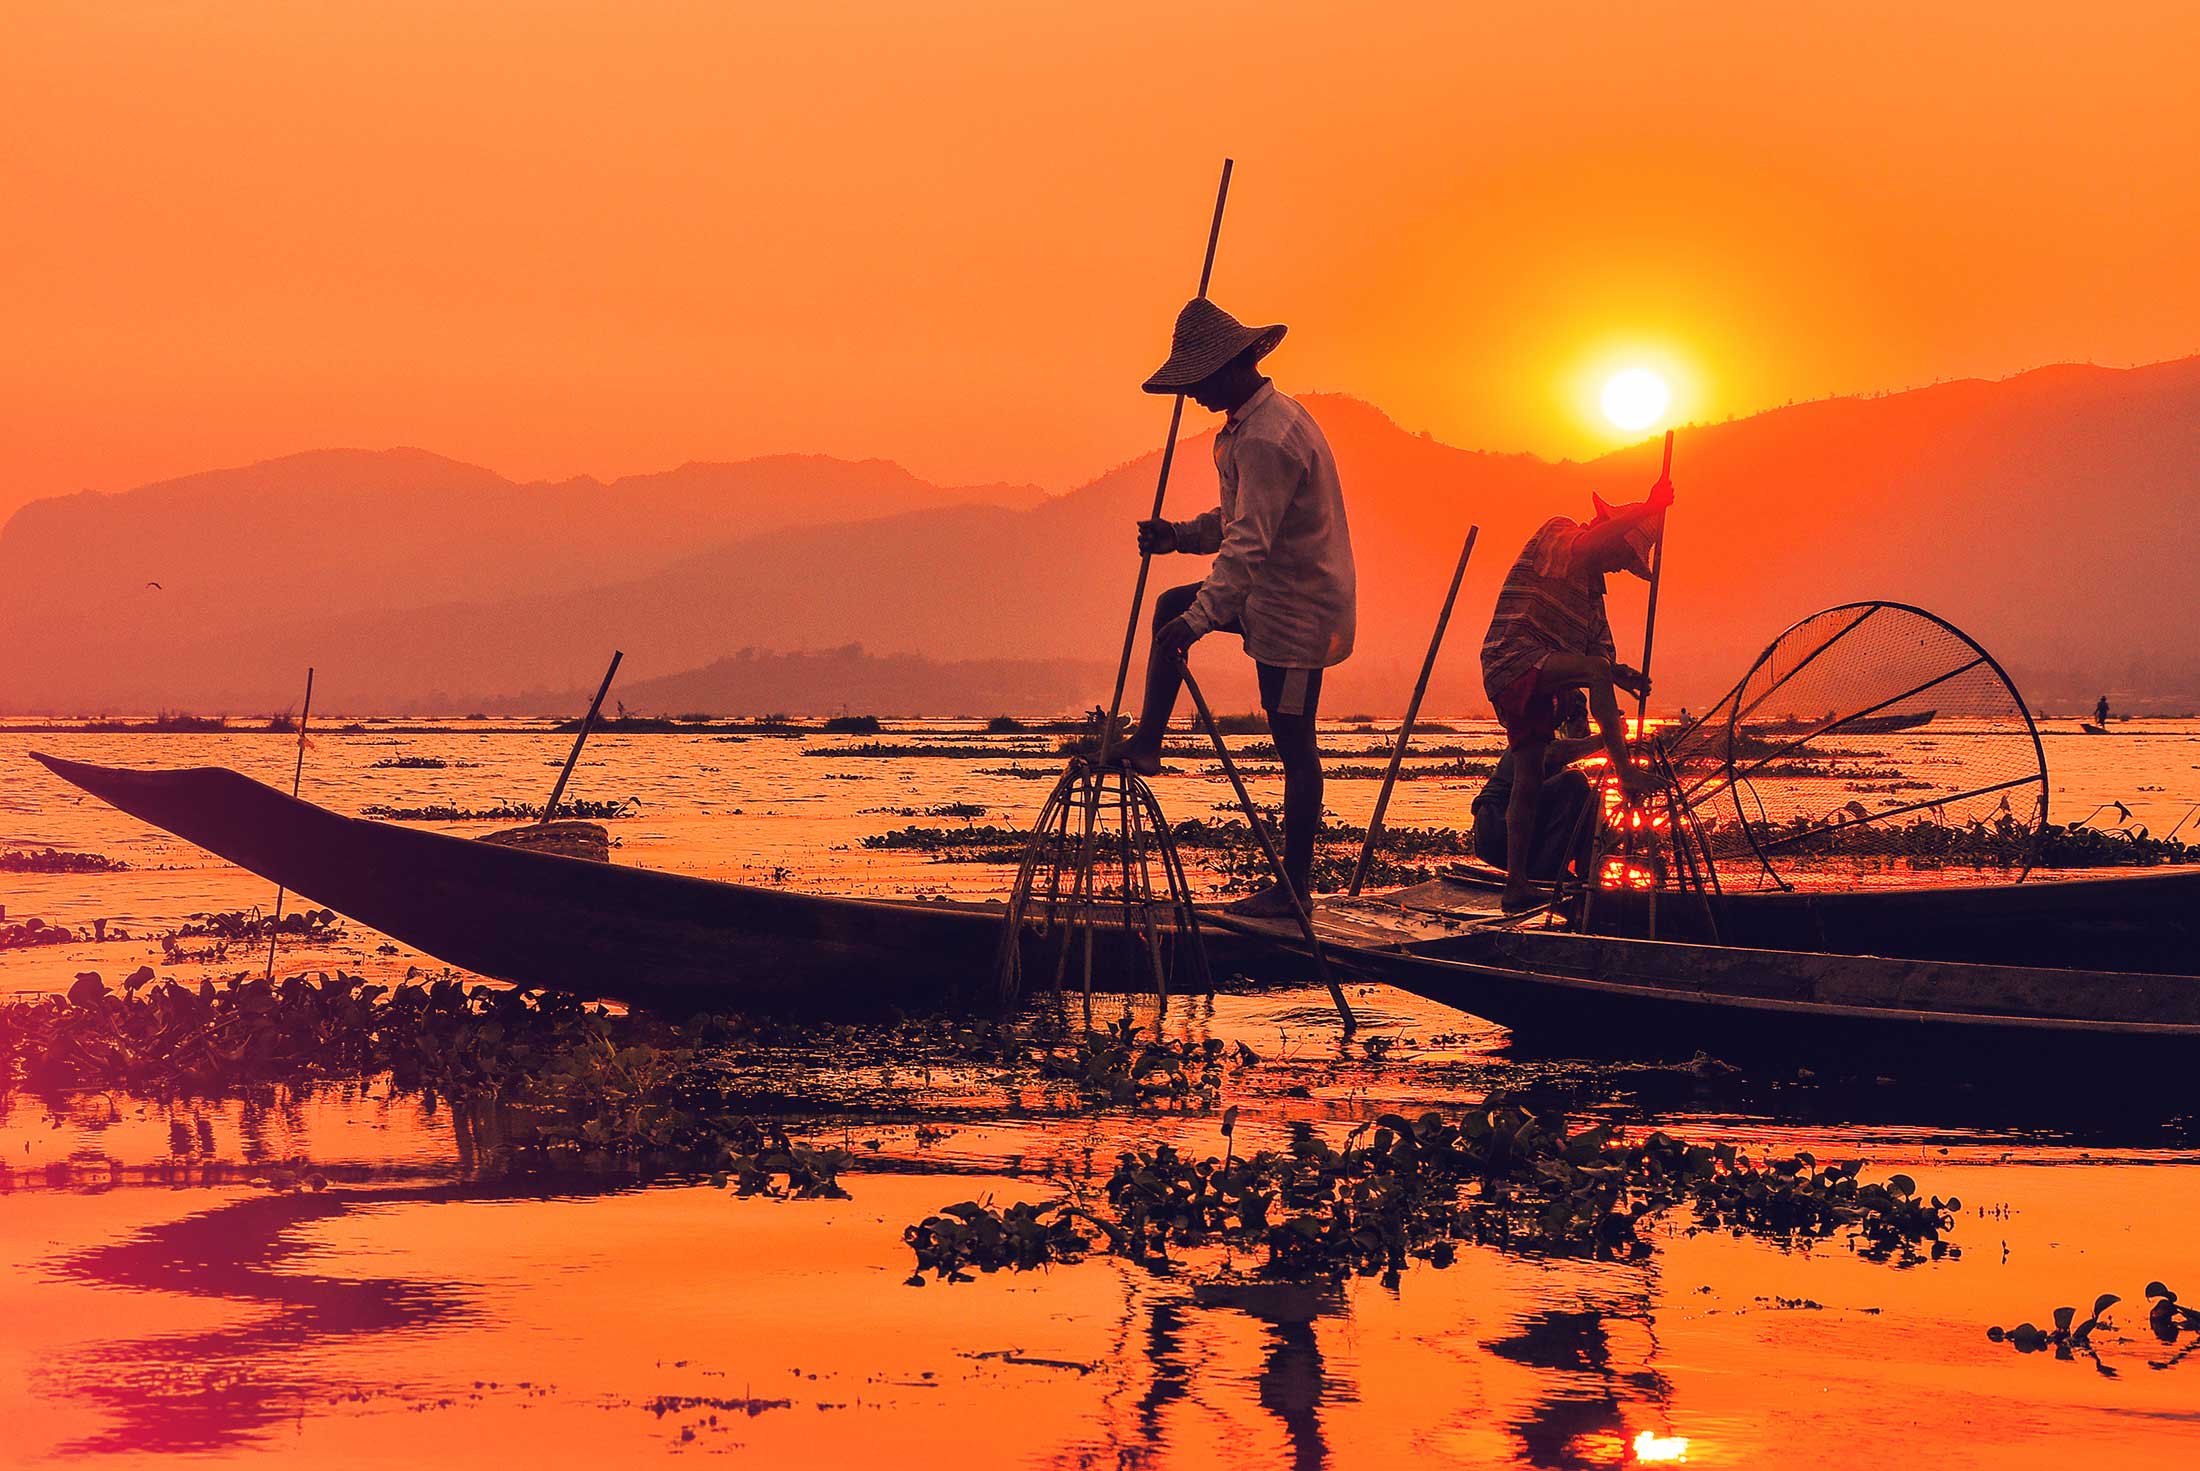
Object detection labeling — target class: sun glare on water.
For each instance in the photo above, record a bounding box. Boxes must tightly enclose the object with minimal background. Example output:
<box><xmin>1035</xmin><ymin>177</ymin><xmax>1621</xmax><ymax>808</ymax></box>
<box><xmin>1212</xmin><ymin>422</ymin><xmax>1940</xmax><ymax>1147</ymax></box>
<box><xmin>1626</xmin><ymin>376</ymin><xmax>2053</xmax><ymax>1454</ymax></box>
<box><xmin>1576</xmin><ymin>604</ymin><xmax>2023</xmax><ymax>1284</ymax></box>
<box><xmin>1602</xmin><ymin>368</ymin><xmax>1670</xmax><ymax>431</ymax></box>
<box><xmin>1632</xmin><ymin>1429</ymin><xmax>1690</xmax><ymax>1462</ymax></box>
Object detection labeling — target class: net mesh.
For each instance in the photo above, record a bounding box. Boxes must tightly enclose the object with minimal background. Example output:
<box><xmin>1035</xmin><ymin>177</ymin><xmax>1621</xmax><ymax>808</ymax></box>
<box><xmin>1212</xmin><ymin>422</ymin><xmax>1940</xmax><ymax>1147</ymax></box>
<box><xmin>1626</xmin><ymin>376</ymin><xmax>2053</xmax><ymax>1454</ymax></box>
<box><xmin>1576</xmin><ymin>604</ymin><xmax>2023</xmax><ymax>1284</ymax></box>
<box><xmin>1659</xmin><ymin>603</ymin><xmax>2046</xmax><ymax>890</ymax></box>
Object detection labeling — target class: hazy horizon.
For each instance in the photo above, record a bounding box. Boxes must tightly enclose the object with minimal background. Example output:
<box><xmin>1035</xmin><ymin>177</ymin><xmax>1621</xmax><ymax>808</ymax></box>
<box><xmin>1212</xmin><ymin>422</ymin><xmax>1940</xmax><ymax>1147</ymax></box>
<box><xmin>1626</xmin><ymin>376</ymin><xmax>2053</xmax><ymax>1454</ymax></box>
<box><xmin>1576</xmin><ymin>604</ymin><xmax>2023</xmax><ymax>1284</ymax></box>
<box><xmin>8</xmin><ymin>4</ymin><xmax>2200</xmax><ymax>524</ymax></box>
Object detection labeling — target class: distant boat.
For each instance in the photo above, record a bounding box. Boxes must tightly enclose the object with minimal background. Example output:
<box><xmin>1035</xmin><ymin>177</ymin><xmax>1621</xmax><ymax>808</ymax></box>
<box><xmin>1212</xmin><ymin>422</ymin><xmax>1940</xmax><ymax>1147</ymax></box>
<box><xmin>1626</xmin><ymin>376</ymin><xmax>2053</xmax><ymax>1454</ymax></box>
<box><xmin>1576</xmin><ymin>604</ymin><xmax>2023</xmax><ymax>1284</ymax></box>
<box><xmin>1842</xmin><ymin>707</ymin><xmax>1937</xmax><ymax>734</ymax></box>
<box><xmin>2081</xmin><ymin>722</ymin><xmax>2110</xmax><ymax>735</ymax></box>
<box><xmin>1755</xmin><ymin>707</ymin><xmax>1937</xmax><ymax>737</ymax></box>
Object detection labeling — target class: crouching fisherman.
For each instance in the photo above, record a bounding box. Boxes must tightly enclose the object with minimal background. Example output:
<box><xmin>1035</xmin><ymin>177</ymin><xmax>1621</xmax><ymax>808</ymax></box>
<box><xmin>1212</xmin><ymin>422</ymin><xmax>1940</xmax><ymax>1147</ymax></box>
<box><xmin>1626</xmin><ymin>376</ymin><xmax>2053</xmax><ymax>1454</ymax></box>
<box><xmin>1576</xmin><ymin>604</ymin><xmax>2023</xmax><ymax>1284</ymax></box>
<box><xmin>1114</xmin><ymin>299</ymin><xmax>1356</xmax><ymax>917</ymax></box>
<box><xmin>1478</xmin><ymin>477</ymin><xmax>1673</xmax><ymax>913</ymax></box>
<box><xmin>1470</xmin><ymin>689</ymin><xmax>1602</xmax><ymax>883</ymax></box>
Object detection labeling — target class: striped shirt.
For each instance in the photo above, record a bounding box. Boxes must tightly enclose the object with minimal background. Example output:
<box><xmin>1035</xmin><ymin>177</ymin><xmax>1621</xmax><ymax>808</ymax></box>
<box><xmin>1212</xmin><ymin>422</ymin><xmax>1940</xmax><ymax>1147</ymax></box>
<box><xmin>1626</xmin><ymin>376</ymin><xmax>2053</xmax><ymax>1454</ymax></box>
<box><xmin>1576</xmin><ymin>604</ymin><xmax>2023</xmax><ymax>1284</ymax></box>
<box><xmin>1480</xmin><ymin>517</ymin><xmax>1616</xmax><ymax>701</ymax></box>
<box><xmin>1171</xmin><ymin>382</ymin><xmax>1356</xmax><ymax>669</ymax></box>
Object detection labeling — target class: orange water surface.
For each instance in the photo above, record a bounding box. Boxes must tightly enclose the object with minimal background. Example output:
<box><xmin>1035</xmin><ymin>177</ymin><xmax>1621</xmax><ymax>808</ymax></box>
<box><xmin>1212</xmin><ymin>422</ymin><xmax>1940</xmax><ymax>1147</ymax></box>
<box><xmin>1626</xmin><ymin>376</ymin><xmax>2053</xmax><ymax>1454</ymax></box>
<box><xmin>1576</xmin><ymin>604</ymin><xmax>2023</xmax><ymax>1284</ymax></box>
<box><xmin>4</xmin><ymin>725</ymin><xmax>2199</xmax><ymax>1466</ymax></box>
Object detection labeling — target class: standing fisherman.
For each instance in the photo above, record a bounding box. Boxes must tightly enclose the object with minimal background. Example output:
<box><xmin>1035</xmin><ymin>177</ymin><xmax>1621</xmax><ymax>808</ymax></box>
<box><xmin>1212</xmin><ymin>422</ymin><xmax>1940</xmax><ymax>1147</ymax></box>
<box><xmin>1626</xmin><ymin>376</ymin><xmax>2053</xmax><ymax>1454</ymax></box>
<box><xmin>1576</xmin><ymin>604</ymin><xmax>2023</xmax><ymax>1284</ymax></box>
<box><xmin>1115</xmin><ymin>300</ymin><xmax>1357</xmax><ymax>917</ymax></box>
<box><xmin>1479</xmin><ymin>478</ymin><xmax>1674</xmax><ymax>914</ymax></box>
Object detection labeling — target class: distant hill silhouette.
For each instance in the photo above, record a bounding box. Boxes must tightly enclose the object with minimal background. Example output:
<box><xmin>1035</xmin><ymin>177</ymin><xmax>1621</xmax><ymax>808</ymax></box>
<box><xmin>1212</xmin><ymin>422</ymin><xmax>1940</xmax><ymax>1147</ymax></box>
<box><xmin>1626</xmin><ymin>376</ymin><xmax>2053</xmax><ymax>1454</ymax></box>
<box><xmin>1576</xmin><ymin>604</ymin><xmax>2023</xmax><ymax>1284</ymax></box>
<box><xmin>3</xmin><ymin>358</ymin><xmax>2197</xmax><ymax>715</ymax></box>
<box><xmin>0</xmin><ymin>447</ymin><xmax>1043</xmax><ymax>705</ymax></box>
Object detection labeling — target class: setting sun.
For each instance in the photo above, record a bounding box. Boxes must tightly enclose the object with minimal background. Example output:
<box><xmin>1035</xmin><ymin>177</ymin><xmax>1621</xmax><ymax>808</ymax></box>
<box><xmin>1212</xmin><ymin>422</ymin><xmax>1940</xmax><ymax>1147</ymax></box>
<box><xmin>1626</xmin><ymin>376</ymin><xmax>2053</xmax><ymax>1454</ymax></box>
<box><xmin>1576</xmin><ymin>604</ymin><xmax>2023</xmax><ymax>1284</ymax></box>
<box><xmin>1602</xmin><ymin>368</ymin><xmax>1671</xmax><ymax>431</ymax></box>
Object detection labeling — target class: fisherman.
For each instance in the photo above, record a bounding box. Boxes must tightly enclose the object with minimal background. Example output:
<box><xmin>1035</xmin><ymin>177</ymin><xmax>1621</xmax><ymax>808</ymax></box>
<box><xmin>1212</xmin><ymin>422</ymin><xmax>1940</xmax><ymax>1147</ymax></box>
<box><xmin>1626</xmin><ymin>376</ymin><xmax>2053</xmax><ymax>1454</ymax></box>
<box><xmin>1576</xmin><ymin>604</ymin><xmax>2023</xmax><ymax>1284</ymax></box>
<box><xmin>1479</xmin><ymin>477</ymin><xmax>1673</xmax><ymax>914</ymax></box>
<box><xmin>1470</xmin><ymin>689</ymin><xmax>1600</xmax><ymax>881</ymax></box>
<box><xmin>1116</xmin><ymin>299</ymin><xmax>1355</xmax><ymax>918</ymax></box>
<box><xmin>2096</xmin><ymin>694</ymin><xmax>2111</xmax><ymax>726</ymax></box>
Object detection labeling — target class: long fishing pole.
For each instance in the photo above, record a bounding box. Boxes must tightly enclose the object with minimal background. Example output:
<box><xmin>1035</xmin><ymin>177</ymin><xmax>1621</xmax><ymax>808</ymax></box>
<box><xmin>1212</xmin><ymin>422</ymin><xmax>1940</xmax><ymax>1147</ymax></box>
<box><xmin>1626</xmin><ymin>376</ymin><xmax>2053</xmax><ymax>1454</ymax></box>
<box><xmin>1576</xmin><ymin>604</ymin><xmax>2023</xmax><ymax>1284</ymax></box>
<box><xmin>1094</xmin><ymin>158</ymin><xmax>1233</xmax><ymax>766</ymax></box>
<box><xmin>1634</xmin><ymin>430</ymin><xmax>1674</xmax><ymax>937</ymax></box>
<box><xmin>265</xmin><ymin>667</ymin><xmax>314</xmax><ymax>980</ymax></box>
<box><xmin>1636</xmin><ymin>429</ymin><xmax>1675</xmax><ymax>728</ymax></box>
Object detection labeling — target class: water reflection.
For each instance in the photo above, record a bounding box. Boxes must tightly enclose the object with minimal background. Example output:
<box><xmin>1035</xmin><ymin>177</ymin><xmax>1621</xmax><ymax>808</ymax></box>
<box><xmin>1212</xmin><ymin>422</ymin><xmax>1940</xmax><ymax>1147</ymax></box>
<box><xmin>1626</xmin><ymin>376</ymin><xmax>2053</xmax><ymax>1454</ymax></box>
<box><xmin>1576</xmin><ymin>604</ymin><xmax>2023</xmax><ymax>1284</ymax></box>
<box><xmin>42</xmin><ymin>1177</ymin><xmax>631</xmax><ymax>1456</ymax></box>
<box><xmin>8</xmin><ymin>981</ymin><xmax>2200</xmax><ymax>1464</ymax></box>
<box><xmin>1488</xmin><ymin>1303</ymin><xmax>1669</xmax><ymax>1469</ymax></box>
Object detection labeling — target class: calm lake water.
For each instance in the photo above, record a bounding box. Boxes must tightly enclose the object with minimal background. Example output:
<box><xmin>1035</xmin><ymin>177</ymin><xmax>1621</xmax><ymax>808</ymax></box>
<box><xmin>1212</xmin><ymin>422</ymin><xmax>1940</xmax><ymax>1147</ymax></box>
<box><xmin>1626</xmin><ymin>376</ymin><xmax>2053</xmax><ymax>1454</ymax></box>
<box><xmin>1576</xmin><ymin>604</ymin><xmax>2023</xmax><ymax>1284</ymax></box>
<box><xmin>4</xmin><ymin>720</ymin><xmax>2199</xmax><ymax>1467</ymax></box>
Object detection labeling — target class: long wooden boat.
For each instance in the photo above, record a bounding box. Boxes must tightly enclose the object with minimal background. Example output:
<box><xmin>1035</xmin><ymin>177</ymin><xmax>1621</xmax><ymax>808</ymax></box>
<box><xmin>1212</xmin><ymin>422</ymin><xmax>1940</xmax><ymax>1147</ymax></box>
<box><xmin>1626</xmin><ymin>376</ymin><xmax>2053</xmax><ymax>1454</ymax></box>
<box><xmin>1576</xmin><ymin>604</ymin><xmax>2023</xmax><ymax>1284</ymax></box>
<box><xmin>1212</xmin><ymin>881</ymin><xmax>2200</xmax><ymax>1063</ymax></box>
<box><xmin>30</xmin><ymin>754</ymin><xmax>1212</xmax><ymax>1011</ymax></box>
<box><xmin>35</xmin><ymin>756</ymin><xmax>2200</xmax><ymax>1041</ymax></box>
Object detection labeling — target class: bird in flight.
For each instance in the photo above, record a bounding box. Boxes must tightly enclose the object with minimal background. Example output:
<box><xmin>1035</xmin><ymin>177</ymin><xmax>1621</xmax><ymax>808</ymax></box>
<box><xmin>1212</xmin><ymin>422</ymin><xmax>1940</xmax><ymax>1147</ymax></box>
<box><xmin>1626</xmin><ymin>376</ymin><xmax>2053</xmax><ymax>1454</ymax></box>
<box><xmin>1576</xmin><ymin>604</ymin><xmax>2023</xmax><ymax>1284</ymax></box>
<box><xmin>145</xmin><ymin>581</ymin><xmax>163</xmax><ymax>590</ymax></box>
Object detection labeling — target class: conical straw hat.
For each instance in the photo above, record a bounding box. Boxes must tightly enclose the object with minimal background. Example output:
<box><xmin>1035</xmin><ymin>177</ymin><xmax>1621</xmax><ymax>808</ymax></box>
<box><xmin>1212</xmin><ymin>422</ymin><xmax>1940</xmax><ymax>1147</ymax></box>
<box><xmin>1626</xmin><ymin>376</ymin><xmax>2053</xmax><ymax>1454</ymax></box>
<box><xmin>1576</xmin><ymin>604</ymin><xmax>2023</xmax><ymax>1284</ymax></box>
<box><xmin>1142</xmin><ymin>298</ymin><xmax>1287</xmax><ymax>394</ymax></box>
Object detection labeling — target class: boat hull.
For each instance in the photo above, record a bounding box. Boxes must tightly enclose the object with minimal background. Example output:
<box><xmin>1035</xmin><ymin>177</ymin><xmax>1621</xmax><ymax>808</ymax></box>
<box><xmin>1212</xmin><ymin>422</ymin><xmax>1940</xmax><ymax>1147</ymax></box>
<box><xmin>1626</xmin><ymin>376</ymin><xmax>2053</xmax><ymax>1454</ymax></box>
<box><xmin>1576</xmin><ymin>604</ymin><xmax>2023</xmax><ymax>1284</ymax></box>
<box><xmin>29</xmin><ymin>755</ymin><xmax>1199</xmax><ymax>1012</ymax></box>
<box><xmin>1439</xmin><ymin>860</ymin><xmax>2200</xmax><ymax>976</ymax></box>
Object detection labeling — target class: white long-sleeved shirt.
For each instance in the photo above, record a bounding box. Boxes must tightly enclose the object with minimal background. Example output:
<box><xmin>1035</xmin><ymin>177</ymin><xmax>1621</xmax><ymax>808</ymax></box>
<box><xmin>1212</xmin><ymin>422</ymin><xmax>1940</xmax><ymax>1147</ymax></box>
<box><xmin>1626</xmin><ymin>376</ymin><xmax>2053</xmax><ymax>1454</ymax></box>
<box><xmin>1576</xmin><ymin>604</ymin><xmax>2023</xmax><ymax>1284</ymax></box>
<box><xmin>1169</xmin><ymin>382</ymin><xmax>1356</xmax><ymax>669</ymax></box>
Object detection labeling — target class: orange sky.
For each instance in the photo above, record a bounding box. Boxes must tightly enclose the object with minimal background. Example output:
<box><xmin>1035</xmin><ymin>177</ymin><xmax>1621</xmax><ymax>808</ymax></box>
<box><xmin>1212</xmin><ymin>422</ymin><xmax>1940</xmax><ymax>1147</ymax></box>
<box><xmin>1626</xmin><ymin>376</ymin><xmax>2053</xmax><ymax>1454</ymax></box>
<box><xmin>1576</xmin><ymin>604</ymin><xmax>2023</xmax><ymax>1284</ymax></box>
<box><xmin>5</xmin><ymin>2</ymin><xmax>2198</xmax><ymax>519</ymax></box>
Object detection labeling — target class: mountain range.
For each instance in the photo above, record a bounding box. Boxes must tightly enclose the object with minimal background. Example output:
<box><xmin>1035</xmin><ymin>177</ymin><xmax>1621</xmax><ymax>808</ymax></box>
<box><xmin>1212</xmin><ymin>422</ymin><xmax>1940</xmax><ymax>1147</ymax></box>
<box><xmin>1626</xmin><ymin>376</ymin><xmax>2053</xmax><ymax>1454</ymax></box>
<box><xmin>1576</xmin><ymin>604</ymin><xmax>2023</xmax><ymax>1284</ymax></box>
<box><xmin>4</xmin><ymin>357</ymin><xmax>2197</xmax><ymax>716</ymax></box>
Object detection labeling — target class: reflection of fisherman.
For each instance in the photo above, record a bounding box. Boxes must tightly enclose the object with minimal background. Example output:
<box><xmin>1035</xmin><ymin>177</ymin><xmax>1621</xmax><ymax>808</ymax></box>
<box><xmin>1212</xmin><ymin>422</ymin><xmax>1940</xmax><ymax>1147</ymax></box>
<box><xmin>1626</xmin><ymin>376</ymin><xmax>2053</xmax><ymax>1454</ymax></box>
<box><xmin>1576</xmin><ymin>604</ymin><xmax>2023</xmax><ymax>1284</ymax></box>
<box><xmin>2095</xmin><ymin>694</ymin><xmax>2111</xmax><ymax>725</ymax></box>
<box><xmin>1471</xmin><ymin>689</ymin><xmax>1601</xmax><ymax>880</ymax></box>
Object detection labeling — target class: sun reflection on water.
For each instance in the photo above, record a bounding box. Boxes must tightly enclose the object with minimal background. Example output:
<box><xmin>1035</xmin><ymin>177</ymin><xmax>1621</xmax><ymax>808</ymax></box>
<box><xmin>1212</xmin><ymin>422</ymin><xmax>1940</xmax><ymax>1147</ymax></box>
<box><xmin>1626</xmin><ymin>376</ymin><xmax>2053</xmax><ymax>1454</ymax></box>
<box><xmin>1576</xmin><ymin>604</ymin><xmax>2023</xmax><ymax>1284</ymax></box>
<box><xmin>1633</xmin><ymin>1428</ymin><xmax>1690</xmax><ymax>1462</ymax></box>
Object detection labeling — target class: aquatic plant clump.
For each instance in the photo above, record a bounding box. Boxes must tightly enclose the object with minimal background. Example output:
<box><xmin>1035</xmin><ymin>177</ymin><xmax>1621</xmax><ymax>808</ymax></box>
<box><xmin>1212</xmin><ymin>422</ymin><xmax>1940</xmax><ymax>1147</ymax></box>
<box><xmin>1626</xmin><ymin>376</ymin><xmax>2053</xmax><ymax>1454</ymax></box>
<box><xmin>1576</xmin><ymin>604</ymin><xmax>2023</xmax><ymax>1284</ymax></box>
<box><xmin>0</xmin><ymin>974</ymin><xmax>1059</xmax><ymax>1185</ymax></box>
<box><xmin>861</xmin><ymin>813</ymin><xmax>1477</xmax><ymax>890</ymax></box>
<box><xmin>1987</xmin><ymin>1282</ymin><xmax>2200</xmax><ymax>1373</ymax></box>
<box><xmin>0</xmin><ymin>846</ymin><xmax>129</xmax><ymax>874</ymax></box>
<box><xmin>360</xmin><ymin>797</ymin><xmax>638</xmax><ymax>821</ymax></box>
<box><xmin>906</xmin><ymin>1097</ymin><xmax>1959</xmax><ymax>1286</ymax></box>
<box><xmin>1</xmin><ymin>916</ymin><xmax>84</xmax><ymax>951</ymax></box>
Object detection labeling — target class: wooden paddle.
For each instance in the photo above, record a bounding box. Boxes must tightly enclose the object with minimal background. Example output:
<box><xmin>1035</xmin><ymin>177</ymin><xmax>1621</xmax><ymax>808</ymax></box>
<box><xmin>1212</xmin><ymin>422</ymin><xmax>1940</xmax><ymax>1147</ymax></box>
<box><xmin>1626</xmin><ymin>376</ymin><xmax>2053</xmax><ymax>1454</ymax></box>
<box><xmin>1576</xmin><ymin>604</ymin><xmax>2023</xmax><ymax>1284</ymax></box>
<box><xmin>544</xmin><ymin>650</ymin><xmax>622</xmax><ymax>824</ymax></box>
<box><xmin>1094</xmin><ymin>159</ymin><xmax>1234</xmax><ymax>765</ymax></box>
<box><xmin>1182</xmin><ymin>665</ymin><xmax>1356</xmax><ymax>1033</ymax></box>
<box><xmin>1348</xmin><ymin>525</ymin><xmax>1477</xmax><ymax>895</ymax></box>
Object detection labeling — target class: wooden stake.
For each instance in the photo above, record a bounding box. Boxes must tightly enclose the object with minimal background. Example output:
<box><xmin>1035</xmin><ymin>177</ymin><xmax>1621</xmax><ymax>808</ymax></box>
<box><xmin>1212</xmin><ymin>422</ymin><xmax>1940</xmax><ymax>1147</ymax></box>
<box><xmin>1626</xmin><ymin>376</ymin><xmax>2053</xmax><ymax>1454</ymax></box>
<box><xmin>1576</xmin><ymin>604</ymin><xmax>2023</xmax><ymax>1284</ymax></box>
<box><xmin>264</xmin><ymin>667</ymin><xmax>314</xmax><ymax>980</ymax></box>
<box><xmin>1349</xmin><ymin>525</ymin><xmax>1477</xmax><ymax>895</ymax></box>
<box><xmin>544</xmin><ymin>650</ymin><xmax>623</xmax><ymax>824</ymax></box>
<box><xmin>1181</xmin><ymin>666</ymin><xmax>1356</xmax><ymax>1034</ymax></box>
<box><xmin>1095</xmin><ymin>158</ymin><xmax>1234</xmax><ymax>765</ymax></box>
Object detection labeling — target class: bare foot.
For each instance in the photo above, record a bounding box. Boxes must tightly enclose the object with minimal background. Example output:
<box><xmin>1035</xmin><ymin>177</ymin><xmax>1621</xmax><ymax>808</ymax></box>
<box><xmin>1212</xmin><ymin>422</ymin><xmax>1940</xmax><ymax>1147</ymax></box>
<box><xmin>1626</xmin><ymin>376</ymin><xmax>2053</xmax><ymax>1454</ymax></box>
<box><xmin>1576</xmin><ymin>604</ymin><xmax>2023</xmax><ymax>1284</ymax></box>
<box><xmin>1114</xmin><ymin>744</ymin><xmax>1162</xmax><ymax>776</ymax></box>
<box><xmin>1498</xmin><ymin>885</ymin><xmax>1544</xmax><ymax>916</ymax></box>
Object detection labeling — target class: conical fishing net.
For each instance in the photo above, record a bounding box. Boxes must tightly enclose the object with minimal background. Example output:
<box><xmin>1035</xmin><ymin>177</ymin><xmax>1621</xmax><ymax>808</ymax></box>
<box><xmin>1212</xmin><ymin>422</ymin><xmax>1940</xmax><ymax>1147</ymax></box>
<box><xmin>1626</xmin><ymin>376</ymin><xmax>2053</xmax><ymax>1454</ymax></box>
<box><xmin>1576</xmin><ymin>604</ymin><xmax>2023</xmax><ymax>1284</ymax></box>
<box><xmin>1659</xmin><ymin>602</ymin><xmax>2047</xmax><ymax>890</ymax></box>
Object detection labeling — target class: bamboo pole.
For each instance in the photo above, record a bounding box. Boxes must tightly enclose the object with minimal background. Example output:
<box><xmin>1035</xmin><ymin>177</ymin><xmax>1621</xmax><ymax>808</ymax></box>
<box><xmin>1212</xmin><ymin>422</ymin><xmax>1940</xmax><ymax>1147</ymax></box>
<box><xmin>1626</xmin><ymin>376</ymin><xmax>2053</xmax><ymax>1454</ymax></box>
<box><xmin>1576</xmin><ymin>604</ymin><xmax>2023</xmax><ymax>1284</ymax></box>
<box><xmin>264</xmin><ymin>667</ymin><xmax>314</xmax><ymax>980</ymax></box>
<box><xmin>1635</xmin><ymin>430</ymin><xmax>1674</xmax><ymax>937</ymax></box>
<box><xmin>544</xmin><ymin>650</ymin><xmax>623</xmax><ymax>823</ymax></box>
<box><xmin>1348</xmin><ymin>525</ymin><xmax>1477</xmax><ymax>895</ymax></box>
<box><xmin>1181</xmin><ymin>666</ymin><xmax>1356</xmax><ymax>1033</ymax></box>
<box><xmin>1635</xmin><ymin>430</ymin><xmax>1675</xmax><ymax>727</ymax></box>
<box><xmin>1094</xmin><ymin>158</ymin><xmax>1234</xmax><ymax>766</ymax></box>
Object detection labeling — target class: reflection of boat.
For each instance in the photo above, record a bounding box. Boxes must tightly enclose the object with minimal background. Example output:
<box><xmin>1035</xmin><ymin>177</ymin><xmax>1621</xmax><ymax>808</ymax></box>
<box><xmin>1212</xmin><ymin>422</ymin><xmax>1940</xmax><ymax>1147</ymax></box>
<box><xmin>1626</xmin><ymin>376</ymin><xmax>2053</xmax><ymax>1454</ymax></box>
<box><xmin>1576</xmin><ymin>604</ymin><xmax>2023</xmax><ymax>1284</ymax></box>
<box><xmin>30</xmin><ymin>755</ymin><xmax>1208</xmax><ymax>1010</ymax></box>
<box><xmin>1213</xmin><ymin>876</ymin><xmax>2200</xmax><ymax>1061</ymax></box>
